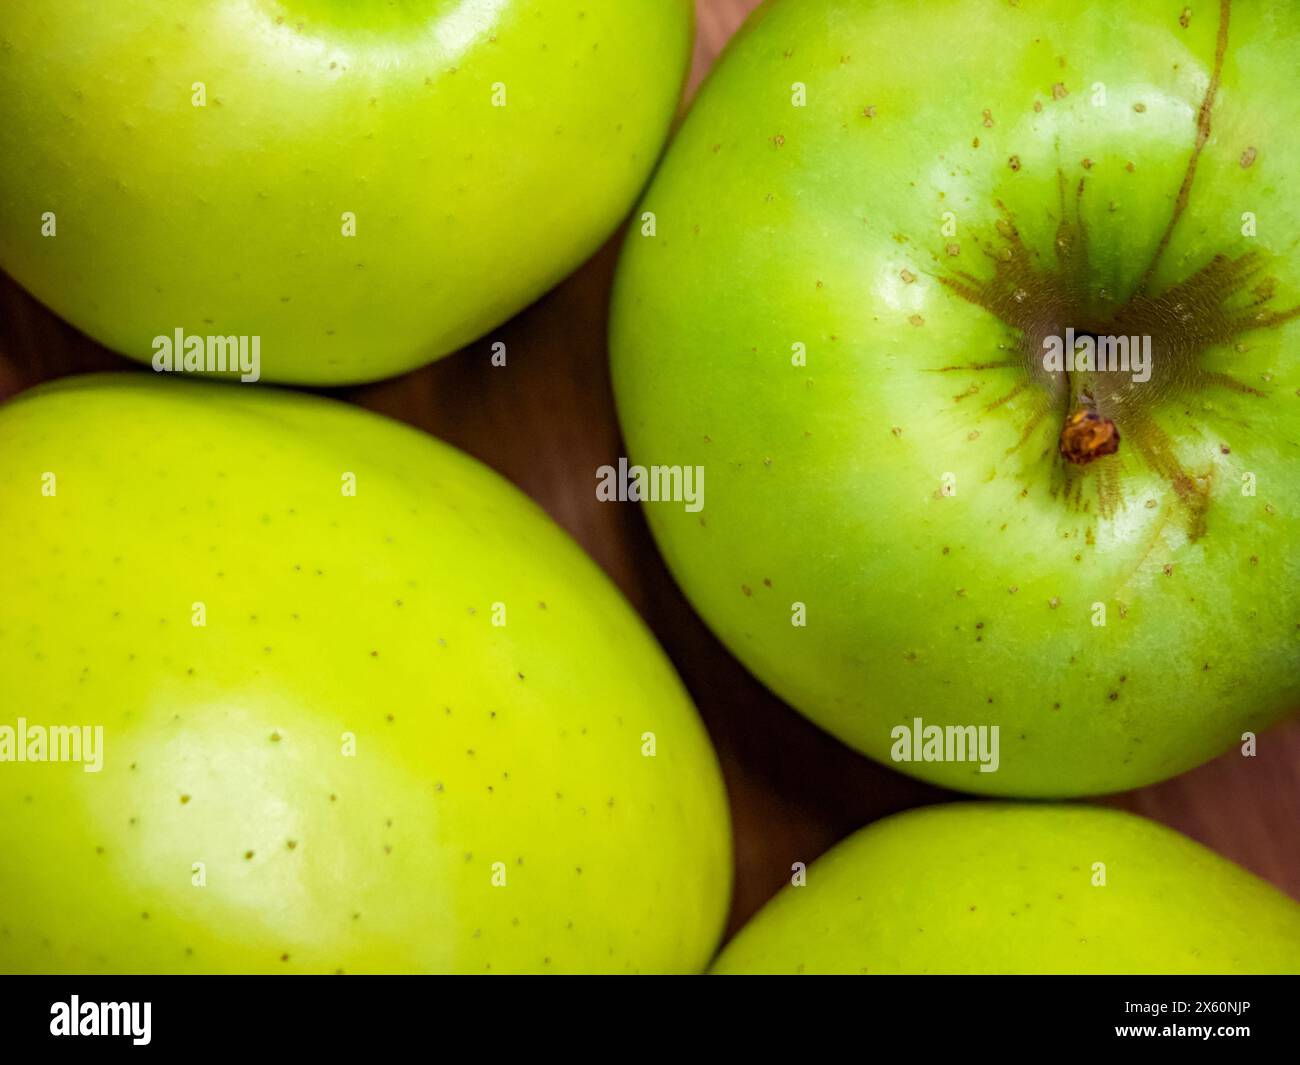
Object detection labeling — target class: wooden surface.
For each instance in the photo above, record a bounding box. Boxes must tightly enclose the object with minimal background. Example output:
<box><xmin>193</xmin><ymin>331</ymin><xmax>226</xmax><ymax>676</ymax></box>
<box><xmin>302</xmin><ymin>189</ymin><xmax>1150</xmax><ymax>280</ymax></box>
<box><xmin>1</xmin><ymin>0</ymin><xmax>1297</xmax><ymax>937</ymax></box>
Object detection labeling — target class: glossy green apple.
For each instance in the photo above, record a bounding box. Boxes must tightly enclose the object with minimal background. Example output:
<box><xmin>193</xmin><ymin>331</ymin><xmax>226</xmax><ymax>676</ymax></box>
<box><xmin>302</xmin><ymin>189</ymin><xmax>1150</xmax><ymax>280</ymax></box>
<box><xmin>0</xmin><ymin>0</ymin><xmax>693</xmax><ymax>384</ymax></box>
<box><xmin>611</xmin><ymin>0</ymin><xmax>1300</xmax><ymax>796</ymax></box>
<box><xmin>713</xmin><ymin>803</ymin><xmax>1300</xmax><ymax>974</ymax></box>
<box><xmin>0</xmin><ymin>373</ymin><xmax>730</xmax><ymax>973</ymax></box>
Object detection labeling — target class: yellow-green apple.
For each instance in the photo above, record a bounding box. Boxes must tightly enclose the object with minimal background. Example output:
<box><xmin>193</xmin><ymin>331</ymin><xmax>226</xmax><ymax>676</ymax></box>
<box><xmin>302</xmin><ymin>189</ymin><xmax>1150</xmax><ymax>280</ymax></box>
<box><xmin>0</xmin><ymin>373</ymin><xmax>731</xmax><ymax>973</ymax></box>
<box><xmin>611</xmin><ymin>0</ymin><xmax>1300</xmax><ymax>796</ymax></box>
<box><xmin>0</xmin><ymin>0</ymin><xmax>693</xmax><ymax>384</ymax></box>
<box><xmin>713</xmin><ymin>803</ymin><xmax>1300</xmax><ymax>974</ymax></box>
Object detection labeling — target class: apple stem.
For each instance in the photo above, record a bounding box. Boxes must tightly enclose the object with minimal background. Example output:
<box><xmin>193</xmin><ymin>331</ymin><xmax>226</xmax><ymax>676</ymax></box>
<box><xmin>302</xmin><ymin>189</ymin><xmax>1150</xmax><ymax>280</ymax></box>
<box><xmin>1055</xmin><ymin>369</ymin><xmax>1118</xmax><ymax>465</ymax></box>
<box><xmin>1060</xmin><ymin>370</ymin><xmax>1120</xmax><ymax>465</ymax></box>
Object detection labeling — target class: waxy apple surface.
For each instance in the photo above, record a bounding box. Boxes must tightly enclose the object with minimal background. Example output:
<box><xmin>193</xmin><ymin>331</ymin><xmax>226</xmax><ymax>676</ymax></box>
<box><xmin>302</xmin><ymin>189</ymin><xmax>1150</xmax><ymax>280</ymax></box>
<box><xmin>712</xmin><ymin>804</ymin><xmax>1300</xmax><ymax>974</ymax></box>
<box><xmin>611</xmin><ymin>0</ymin><xmax>1300</xmax><ymax>795</ymax></box>
<box><xmin>0</xmin><ymin>374</ymin><xmax>731</xmax><ymax>973</ymax></box>
<box><xmin>0</xmin><ymin>0</ymin><xmax>694</xmax><ymax>384</ymax></box>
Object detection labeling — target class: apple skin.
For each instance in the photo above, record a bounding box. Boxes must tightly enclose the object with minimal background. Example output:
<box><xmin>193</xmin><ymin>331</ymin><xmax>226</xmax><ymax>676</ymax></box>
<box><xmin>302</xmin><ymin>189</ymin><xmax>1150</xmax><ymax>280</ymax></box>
<box><xmin>0</xmin><ymin>0</ymin><xmax>693</xmax><ymax>385</ymax></box>
<box><xmin>712</xmin><ymin>803</ymin><xmax>1300</xmax><ymax>974</ymax></box>
<box><xmin>611</xmin><ymin>0</ymin><xmax>1300</xmax><ymax>796</ymax></box>
<box><xmin>0</xmin><ymin>373</ymin><xmax>731</xmax><ymax>974</ymax></box>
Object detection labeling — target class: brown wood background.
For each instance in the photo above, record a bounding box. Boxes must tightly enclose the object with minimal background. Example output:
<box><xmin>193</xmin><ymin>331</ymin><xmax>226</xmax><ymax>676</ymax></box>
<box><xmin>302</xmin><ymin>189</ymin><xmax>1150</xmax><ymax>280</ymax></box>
<box><xmin>1</xmin><ymin>0</ymin><xmax>1296</xmax><ymax>936</ymax></box>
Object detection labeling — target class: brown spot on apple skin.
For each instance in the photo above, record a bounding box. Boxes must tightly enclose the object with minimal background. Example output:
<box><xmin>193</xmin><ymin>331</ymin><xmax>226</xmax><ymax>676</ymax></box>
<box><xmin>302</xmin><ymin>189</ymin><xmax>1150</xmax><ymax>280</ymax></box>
<box><xmin>1240</xmin><ymin>146</ymin><xmax>1257</xmax><ymax>168</ymax></box>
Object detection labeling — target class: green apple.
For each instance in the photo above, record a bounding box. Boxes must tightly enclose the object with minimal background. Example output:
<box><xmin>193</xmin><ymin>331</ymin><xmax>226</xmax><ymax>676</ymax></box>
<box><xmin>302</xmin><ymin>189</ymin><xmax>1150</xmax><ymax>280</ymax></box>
<box><xmin>0</xmin><ymin>0</ymin><xmax>693</xmax><ymax>385</ymax></box>
<box><xmin>0</xmin><ymin>373</ymin><xmax>730</xmax><ymax>973</ymax></box>
<box><xmin>611</xmin><ymin>0</ymin><xmax>1300</xmax><ymax>796</ymax></box>
<box><xmin>713</xmin><ymin>803</ymin><xmax>1300</xmax><ymax>974</ymax></box>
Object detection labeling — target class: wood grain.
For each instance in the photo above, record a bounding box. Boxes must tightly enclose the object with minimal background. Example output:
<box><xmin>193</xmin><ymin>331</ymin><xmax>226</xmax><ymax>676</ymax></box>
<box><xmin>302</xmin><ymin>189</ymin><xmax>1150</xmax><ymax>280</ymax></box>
<box><xmin>1</xmin><ymin>0</ymin><xmax>1296</xmax><ymax>939</ymax></box>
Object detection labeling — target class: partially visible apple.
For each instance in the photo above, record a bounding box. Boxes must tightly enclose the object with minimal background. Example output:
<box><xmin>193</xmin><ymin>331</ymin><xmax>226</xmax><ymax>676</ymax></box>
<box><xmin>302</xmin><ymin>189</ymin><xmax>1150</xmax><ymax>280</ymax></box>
<box><xmin>611</xmin><ymin>0</ymin><xmax>1300</xmax><ymax>795</ymax></box>
<box><xmin>712</xmin><ymin>803</ymin><xmax>1300</xmax><ymax>974</ymax></box>
<box><xmin>0</xmin><ymin>373</ymin><xmax>731</xmax><ymax>973</ymax></box>
<box><xmin>0</xmin><ymin>0</ymin><xmax>693</xmax><ymax>384</ymax></box>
